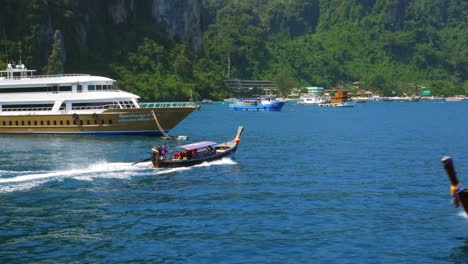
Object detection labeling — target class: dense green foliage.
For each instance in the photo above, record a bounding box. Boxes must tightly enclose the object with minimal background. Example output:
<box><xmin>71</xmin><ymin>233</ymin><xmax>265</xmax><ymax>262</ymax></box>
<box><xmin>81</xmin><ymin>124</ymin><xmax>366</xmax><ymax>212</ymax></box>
<box><xmin>45</xmin><ymin>41</ymin><xmax>63</xmax><ymax>75</ymax></box>
<box><xmin>0</xmin><ymin>0</ymin><xmax>466</xmax><ymax>99</ymax></box>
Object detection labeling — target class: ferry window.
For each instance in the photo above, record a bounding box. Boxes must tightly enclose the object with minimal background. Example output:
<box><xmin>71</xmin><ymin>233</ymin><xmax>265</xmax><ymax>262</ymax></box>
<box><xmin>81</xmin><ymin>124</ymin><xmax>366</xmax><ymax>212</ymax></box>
<box><xmin>59</xmin><ymin>86</ymin><xmax>72</xmax><ymax>92</ymax></box>
<box><xmin>53</xmin><ymin>121</ymin><xmax>57</xmax><ymax>125</ymax></box>
<box><xmin>59</xmin><ymin>103</ymin><xmax>66</xmax><ymax>110</ymax></box>
<box><xmin>40</xmin><ymin>121</ymin><xmax>44</xmax><ymax>125</ymax></box>
<box><xmin>109</xmin><ymin>85</ymin><xmax>113</xmax><ymax>90</ymax></box>
<box><xmin>88</xmin><ymin>85</ymin><xmax>95</xmax><ymax>91</ymax></box>
<box><xmin>60</xmin><ymin>120</ymin><xmax>63</xmax><ymax>125</ymax></box>
<box><xmin>77</xmin><ymin>85</ymin><xmax>83</xmax><ymax>93</ymax></box>
<box><xmin>47</xmin><ymin>121</ymin><xmax>50</xmax><ymax>126</ymax></box>
<box><xmin>86</xmin><ymin>120</ymin><xmax>90</xmax><ymax>125</ymax></box>
<box><xmin>66</xmin><ymin>120</ymin><xmax>70</xmax><ymax>125</ymax></box>
<box><xmin>108</xmin><ymin>120</ymin><xmax>112</xmax><ymax>124</ymax></box>
<box><xmin>96</xmin><ymin>85</ymin><xmax>102</xmax><ymax>91</ymax></box>
<box><xmin>28</xmin><ymin>121</ymin><xmax>31</xmax><ymax>126</ymax></box>
<box><xmin>0</xmin><ymin>87</ymin><xmax>49</xmax><ymax>93</ymax></box>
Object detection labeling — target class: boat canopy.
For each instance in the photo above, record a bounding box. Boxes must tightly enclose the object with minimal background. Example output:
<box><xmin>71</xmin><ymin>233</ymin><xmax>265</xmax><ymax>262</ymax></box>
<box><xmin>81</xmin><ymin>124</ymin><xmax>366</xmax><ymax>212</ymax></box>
<box><xmin>177</xmin><ymin>141</ymin><xmax>216</xmax><ymax>150</ymax></box>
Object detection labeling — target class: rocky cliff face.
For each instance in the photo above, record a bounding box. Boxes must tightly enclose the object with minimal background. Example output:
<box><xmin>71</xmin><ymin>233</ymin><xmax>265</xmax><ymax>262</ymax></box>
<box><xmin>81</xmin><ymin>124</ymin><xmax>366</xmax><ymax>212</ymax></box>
<box><xmin>100</xmin><ymin>0</ymin><xmax>202</xmax><ymax>51</ymax></box>
<box><xmin>37</xmin><ymin>0</ymin><xmax>202</xmax><ymax>69</ymax></box>
<box><xmin>150</xmin><ymin>0</ymin><xmax>202</xmax><ymax>52</ymax></box>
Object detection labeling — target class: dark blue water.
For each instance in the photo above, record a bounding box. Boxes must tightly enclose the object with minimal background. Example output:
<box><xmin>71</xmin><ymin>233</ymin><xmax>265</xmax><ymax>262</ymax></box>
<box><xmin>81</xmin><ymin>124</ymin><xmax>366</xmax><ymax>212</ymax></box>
<box><xmin>1</xmin><ymin>101</ymin><xmax>468</xmax><ymax>263</ymax></box>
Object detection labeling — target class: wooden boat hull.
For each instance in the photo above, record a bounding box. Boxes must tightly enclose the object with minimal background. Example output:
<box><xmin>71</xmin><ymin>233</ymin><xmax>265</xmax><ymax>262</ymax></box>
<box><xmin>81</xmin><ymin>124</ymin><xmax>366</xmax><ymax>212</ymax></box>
<box><xmin>152</xmin><ymin>126</ymin><xmax>244</xmax><ymax>168</ymax></box>
<box><xmin>0</xmin><ymin>107</ymin><xmax>196</xmax><ymax>135</ymax></box>
<box><xmin>442</xmin><ymin>156</ymin><xmax>468</xmax><ymax>214</ymax></box>
<box><xmin>154</xmin><ymin>144</ymin><xmax>239</xmax><ymax>168</ymax></box>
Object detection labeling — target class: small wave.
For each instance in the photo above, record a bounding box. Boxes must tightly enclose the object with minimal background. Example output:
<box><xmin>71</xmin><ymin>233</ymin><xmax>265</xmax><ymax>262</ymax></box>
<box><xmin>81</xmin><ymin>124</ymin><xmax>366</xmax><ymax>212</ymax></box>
<box><xmin>457</xmin><ymin>211</ymin><xmax>468</xmax><ymax>219</ymax></box>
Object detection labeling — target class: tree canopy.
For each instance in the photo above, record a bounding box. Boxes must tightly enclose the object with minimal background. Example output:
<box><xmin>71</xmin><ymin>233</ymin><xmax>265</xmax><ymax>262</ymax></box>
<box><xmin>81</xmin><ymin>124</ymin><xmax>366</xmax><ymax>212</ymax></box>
<box><xmin>0</xmin><ymin>0</ymin><xmax>466</xmax><ymax>100</ymax></box>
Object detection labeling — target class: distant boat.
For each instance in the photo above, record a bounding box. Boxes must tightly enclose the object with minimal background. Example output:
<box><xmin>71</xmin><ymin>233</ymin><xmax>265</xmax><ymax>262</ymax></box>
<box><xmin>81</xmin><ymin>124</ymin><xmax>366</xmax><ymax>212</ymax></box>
<box><xmin>319</xmin><ymin>91</ymin><xmax>355</xmax><ymax>107</ymax></box>
<box><xmin>352</xmin><ymin>97</ymin><xmax>369</xmax><ymax>103</ymax></box>
<box><xmin>297</xmin><ymin>95</ymin><xmax>328</xmax><ymax>105</ymax></box>
<box><xmin>201</xmin><ymin>99</ymin><xmax>213</xmax><ymax>104</ymax></box>
<box><xmin>446</xmin><ymin>96</ymin><xmax>464</xmax><ymax>102</ymax></box>
<box><xmin>149</xmin><ymin>126</ymin><xmax>244</xmax><ymax>168</ymax></box>
<box><xmin>229</xmin><ymin>97</ymin><xmax>285</xmax><ymax>111</ymax></box>
<box><xmin>223</xmin><ymin>98</ymin><xmax>236</xmax><ymax>103</ymax></box>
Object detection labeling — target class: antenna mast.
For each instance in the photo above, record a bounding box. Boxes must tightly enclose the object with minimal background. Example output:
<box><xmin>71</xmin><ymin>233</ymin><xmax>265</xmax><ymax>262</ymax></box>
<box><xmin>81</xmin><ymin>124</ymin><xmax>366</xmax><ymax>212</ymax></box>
<box><xmin>3</xmin><ymin>28</ymin><xmax>7</xmax><ymax>63</ymax></box>
<box><xmin>19</xmin><ymin>41</ymin><xmax>22</xmax><ymax>65</ymax></box>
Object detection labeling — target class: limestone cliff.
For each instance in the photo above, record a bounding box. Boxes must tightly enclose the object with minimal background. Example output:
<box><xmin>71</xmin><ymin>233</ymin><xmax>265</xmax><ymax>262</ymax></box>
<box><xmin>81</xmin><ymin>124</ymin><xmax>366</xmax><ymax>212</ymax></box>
<box><xmin>150</xmin><ymin>0</ymin><xmax>202</xmax><ymax>52</ymax></box>
<box><xmin>36</xmin><ymin>0</ymin><xmax>202</xmax><ymax>68</ymax></box>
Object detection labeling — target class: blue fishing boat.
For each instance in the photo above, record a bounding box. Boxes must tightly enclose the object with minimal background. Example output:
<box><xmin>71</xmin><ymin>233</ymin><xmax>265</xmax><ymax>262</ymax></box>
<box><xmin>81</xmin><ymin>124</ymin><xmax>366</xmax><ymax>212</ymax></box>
<box><xmin>229</xmin><ymin>97</ymin><xmax>285</xmax><ymax>111</ymax></box>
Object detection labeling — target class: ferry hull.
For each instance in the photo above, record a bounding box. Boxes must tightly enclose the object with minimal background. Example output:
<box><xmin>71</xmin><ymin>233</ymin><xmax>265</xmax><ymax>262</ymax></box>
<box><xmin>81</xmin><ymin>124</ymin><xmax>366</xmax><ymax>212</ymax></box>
<box><xmin>0</xmin><ymin>107</ymin><xmax>196</xmax><ymax>135</ymax></box>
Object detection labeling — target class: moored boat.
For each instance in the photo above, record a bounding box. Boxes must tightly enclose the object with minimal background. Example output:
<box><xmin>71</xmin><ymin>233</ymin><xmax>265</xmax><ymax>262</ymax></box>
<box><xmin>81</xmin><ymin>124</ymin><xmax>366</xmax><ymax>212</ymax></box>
<box><xmin>446</xmin><ymin>96</ymin><xmax>465</xmax><ymax>102</ymax></box>
<box><xmin>201</xmin><ymin>99</ymin><xmax>213</xmax><ymax>104</ymax></box>
<box><xmin>229</xmin><ymin>97</ymin><xmax>285</xmax><ymax>111</ymax></box>
<box><xmin>150</xmin><ymin>126</ymin><xmax>244</xmax><ymax>168</ymax></box>
<box><xmin>0</xmin><ymin>63</ymin><xmax>197</xmax><ymax>135</ymax></box>
<box><xmin>441</xmin><ymin>156</ymin><xmax>468</xmax><ymax>215</ymax></box>
<box><xmin>297</xmin><ymin>95</ymin><xmax>328</xmax><ymax>105</ymax></box>
<box><xmin>319</xmin><ymin>91</ymin><xmax>355</xmax><ymax>107</ymax></box>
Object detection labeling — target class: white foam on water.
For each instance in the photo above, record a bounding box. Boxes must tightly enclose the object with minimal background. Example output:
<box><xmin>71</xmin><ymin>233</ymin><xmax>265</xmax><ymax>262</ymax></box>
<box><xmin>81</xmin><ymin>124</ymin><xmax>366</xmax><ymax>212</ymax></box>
<box><xmin>0</xmin><ymin>158</ymin><xmax>237</xmax><ymax>192</ymax></box>
<box><xmin>154</xmin><ymin>157</ymin><xmax>238</xmax><ymax>175</ymax></box>
<box><xmin>0</xmin><ymin>180</ymin><xmax>48</xmax><ymax>193</ymax></box>
<box><xmin>457</xmin><ymin>211</ymin><xmax>468</xmax><ymax>219</ymax></box>
<box><xmin>0</xmin><ymin>162</ymin><xmax>151</xmax><ymax>192</ymax></box>
<box><xmin>194</xmin><ymin>157</ymin><xmax>238</xmax><ymax>167</ymax></box>
<box><xmin>0</xmin><ymin>162</ymin><xmax>145</xmax><ymax>184</ymax></box>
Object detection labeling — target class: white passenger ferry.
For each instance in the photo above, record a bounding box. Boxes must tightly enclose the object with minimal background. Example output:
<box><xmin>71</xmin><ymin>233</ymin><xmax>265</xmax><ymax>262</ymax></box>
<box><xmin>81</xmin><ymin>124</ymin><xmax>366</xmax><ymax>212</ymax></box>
<box><xmin>0</xmin><ymin>63</ymin><xmax>197</xmax><ymax>135</ymax></box>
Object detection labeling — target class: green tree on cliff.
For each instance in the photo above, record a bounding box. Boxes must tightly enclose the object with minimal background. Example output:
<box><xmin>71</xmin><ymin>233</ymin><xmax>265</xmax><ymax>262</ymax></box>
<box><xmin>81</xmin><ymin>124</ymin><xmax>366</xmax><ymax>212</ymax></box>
<box><xmin>45</xmin><ymin>41</ymin><xmax>63</xmax><ymax>75</ymax></box>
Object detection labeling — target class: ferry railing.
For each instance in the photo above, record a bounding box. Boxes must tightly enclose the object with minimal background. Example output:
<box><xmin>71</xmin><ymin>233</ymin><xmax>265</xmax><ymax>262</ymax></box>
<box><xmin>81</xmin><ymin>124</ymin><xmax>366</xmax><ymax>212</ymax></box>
<box><xmin>71</xmin><ymin>104</ymin><xmax>122</xmax><ymax>110</ymax></box>
<box><xmin>4</xmin><ymin>74</ymin><xmax>91</xmax><ymax>80</ymax></box>
<box><xmin>2</xmin><ymin>107</ymin><xmax>53</xmax><ymax>112</ymax></box>
<box><xmin>139</xmin><ymin>102</ymin><xmax>196</xmax><ymax>108</ymax></box>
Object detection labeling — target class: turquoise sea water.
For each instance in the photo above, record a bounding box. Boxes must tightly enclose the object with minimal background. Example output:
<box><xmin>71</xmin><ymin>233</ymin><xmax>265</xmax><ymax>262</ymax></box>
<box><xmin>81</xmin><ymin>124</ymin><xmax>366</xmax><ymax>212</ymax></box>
<box><xmin>1</xmin><ymin>101</ymin><xmax>468</xmax><ymax>263</ymax></box>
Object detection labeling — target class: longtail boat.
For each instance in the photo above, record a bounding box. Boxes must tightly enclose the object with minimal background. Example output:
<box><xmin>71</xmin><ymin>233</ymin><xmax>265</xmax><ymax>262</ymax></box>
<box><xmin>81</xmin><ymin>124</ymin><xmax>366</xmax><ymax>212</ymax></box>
<box><xmin>150</xmin><ymin>126</ymin><xmax>244</xmax><ymax>168</ymax></box>
<box><xmin>441</xmin><ymin>156</ymin><xmax>468</xmax><ymax>214</ymax></box>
